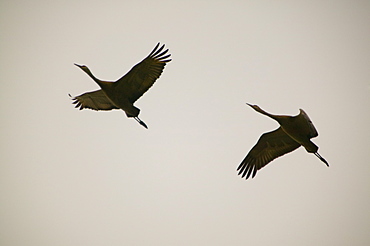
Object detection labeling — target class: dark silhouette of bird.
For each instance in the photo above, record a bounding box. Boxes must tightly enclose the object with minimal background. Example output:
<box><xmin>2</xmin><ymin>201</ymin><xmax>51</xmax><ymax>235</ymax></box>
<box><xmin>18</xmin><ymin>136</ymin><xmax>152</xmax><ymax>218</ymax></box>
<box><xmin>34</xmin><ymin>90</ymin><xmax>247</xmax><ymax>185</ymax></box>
<box><xmin>70</xmin><ymin>43</ymin><xmax>171</xmax><ymax>129</ymax></box>
<box><xmin>237</xmin><ymin>103</ymin><xmax>329</xmax><ymax>180</ymax></box>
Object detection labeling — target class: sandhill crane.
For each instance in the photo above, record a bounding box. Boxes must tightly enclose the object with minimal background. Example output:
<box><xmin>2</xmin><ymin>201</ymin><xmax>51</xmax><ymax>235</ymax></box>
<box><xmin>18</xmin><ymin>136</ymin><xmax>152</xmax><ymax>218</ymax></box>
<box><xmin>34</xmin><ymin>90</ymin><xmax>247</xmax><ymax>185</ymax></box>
<box><xmin>70</xmin><ymin>43</ymin><xmax>171</xmax><ymax>129</ymax></box>
<box><xmin>237</xmin><ymin>103</ymin><xmax>329</xmax><ymax>180</ymax></box>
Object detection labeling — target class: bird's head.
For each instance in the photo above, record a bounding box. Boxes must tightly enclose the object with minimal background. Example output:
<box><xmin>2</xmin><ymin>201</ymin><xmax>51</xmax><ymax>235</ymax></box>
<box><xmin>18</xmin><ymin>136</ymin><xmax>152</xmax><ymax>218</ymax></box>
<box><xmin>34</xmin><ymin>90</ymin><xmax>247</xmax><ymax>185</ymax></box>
<box><xmin>74</xmin><ymin>63</ymin><xmax>103</xmax><ymax>84</ymax></box>
<box><xmin>246</xmin><ymin>103</ymin><xmax>263</xmax><ymax>113</ymax></box>
<box><xmin>74</xmin><ymin>63</ymin><xmax>90</xmax><ymax>73</ymax></box>
<box><xmin>246</xmin><ymin>103</ymin><xmax>275</xmax><ymax>119</ymax></box>
<box><xmin>74</xmin><ymin>63</ymin><xmax>97</xmax><ymax>80</ymax></box>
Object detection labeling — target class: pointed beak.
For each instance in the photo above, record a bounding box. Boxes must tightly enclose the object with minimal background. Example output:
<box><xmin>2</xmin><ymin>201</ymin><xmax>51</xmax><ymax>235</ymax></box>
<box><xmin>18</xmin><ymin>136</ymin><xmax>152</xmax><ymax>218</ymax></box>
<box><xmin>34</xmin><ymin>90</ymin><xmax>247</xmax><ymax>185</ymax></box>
<box><xmin>246</xmin><ymin>103</ymin><xmax>253</xmax><ymax>107</ymax></box>
<box><xmin>74</xmin><ymin>63</ymin><xmax>82</xmax><ymax>67</ymax></box>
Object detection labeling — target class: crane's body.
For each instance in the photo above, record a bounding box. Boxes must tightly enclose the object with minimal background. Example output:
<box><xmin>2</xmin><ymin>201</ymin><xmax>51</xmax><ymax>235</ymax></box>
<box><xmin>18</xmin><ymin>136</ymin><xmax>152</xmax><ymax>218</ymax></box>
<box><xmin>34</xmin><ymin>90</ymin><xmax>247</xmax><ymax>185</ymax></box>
<box><xmin>237</xmin><ymin>103</ymin><xmax>329</xmax><ymax>180</ymax></box>
<box><xmin>70</xmin><ymin>43</ymin><xmax>171</xmax><ymax>129</ymax></box>
<box><xmin>267</xmin><ymin>110</ymin><xmax>318</xmax><ymax>153</ymax></box>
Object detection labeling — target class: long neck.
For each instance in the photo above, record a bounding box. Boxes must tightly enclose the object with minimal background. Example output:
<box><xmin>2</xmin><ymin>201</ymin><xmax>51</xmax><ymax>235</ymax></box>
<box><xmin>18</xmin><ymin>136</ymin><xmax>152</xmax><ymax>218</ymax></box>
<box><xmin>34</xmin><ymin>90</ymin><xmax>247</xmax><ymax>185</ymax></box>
<box><xmin>83</xmin><ymin>68</ymin><xmax>101</xmax><ymax>83</ymax></box>
<box><xmin>255</xmin><ymin>107</ymin><xmax>281</xmax><ymax>122</ymax></box>
<box><xmin>83</xmin><ymin>68</ymin><xmax>112</xmax><ymax>89</ymax></box>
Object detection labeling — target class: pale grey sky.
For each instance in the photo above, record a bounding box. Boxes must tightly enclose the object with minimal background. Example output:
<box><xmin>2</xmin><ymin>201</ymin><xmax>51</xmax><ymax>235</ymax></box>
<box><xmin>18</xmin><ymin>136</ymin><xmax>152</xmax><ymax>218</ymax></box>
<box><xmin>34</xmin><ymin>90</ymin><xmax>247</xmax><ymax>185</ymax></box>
<box><xmin>1</xmin><ymin>0</ymin><xmax>370</xmax><ymax>245</ymax></box>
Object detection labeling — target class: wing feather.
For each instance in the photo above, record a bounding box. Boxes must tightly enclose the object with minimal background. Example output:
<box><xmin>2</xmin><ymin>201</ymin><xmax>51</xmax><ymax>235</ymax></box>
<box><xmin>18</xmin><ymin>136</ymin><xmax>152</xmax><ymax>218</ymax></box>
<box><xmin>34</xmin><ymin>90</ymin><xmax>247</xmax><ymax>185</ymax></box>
<box><xmin>71</xmin><ymin>90</ymin><xmax>119</xmax><ymax>111</ymax></box>
<box><xmin>237</xmin><ymin>127</ymin><xmax>301</xmax><ymax>180</ymax></box>
<box><xmin>115</xmin><ymin>43</ymin><xmax>171</xmax><ymax>103</ymax></box>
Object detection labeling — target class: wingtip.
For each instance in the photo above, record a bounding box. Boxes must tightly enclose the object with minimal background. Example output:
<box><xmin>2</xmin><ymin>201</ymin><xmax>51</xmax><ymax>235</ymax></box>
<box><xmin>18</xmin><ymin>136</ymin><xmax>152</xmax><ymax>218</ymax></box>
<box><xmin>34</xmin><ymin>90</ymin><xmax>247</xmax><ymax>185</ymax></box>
<box><xmin>237</xmin><ymin>161</ymin><xmax>257</xmax><ymax>180</ymax></box>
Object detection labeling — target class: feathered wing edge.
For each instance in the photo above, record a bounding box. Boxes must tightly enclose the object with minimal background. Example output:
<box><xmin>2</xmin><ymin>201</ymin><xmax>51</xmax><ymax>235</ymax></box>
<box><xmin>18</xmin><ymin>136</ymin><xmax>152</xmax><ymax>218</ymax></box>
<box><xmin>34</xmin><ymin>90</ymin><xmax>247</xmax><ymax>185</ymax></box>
<box><xmin>70</xmin><ymin>90</ymin><xmax>119</xmax><ymax>111</ymax></box>
<box><xmin>147</xmin><ymin>42</ymin><xmax>172</xmax><ymax>63</ymax></box>
<box><xmin>115</xmin><ymin>43</ymin><xmax>172</xmax><ymax>103</ymax></box>
<box><xmin>237</xmin><ymin>128</ymin><xmax>301</xmax><ymax>180</ymax></box>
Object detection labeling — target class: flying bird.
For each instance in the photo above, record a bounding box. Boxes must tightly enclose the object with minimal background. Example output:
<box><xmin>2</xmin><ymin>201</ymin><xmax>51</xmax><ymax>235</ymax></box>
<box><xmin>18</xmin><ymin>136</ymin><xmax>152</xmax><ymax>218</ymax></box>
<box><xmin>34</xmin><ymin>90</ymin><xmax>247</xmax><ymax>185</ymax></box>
<box><xmin>237</xmin><ymin>103</ymin><xmax>329</xmax><ymax>180</ymax></box>
<box><xmin>70</xmin><ymin>43</ymin><xmax>171</xmax><ymax>129</ymax></box>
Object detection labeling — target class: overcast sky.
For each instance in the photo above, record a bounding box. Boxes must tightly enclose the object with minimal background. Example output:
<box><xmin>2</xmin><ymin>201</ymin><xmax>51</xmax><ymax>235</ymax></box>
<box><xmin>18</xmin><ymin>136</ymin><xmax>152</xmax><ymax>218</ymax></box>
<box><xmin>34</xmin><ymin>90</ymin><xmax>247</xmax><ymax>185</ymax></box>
<box><xmin>1</xmin><ymin>0</ymin><xmax>370</xmax><ymax>245</ymax></box>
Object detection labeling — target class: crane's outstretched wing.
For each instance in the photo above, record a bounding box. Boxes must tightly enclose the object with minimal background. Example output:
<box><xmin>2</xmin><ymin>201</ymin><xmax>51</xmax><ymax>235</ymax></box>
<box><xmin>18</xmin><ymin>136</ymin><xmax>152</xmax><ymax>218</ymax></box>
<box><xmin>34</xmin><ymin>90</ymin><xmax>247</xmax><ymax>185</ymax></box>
<box><xmin>237</xmin><ymin>127</ymin><xmax>301</xmax><ymax>180</ymax></box>
<box><xmin>115</xmin><ymin>43</ymin><xmax>171</xmax><ymax>103</ymax></box>
<box><xmin>70</xmin><ymin>89</ymin><xmax>119</xmax><ymax>111</ymax></box>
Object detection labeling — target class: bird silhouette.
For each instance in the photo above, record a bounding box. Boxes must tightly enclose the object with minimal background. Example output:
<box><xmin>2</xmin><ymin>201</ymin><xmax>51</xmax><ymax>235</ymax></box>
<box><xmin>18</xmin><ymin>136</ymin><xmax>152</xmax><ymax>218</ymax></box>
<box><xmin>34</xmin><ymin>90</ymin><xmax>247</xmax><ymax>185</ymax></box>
<box><xmin>237</xmin><ymin>103</ymin><xmax>329</xmax><ymax>180</ymax></box>
<box><xmin>70</xmin><ymin>43</ymin><xmax>171</xmax><ymax>129</ymax></box>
